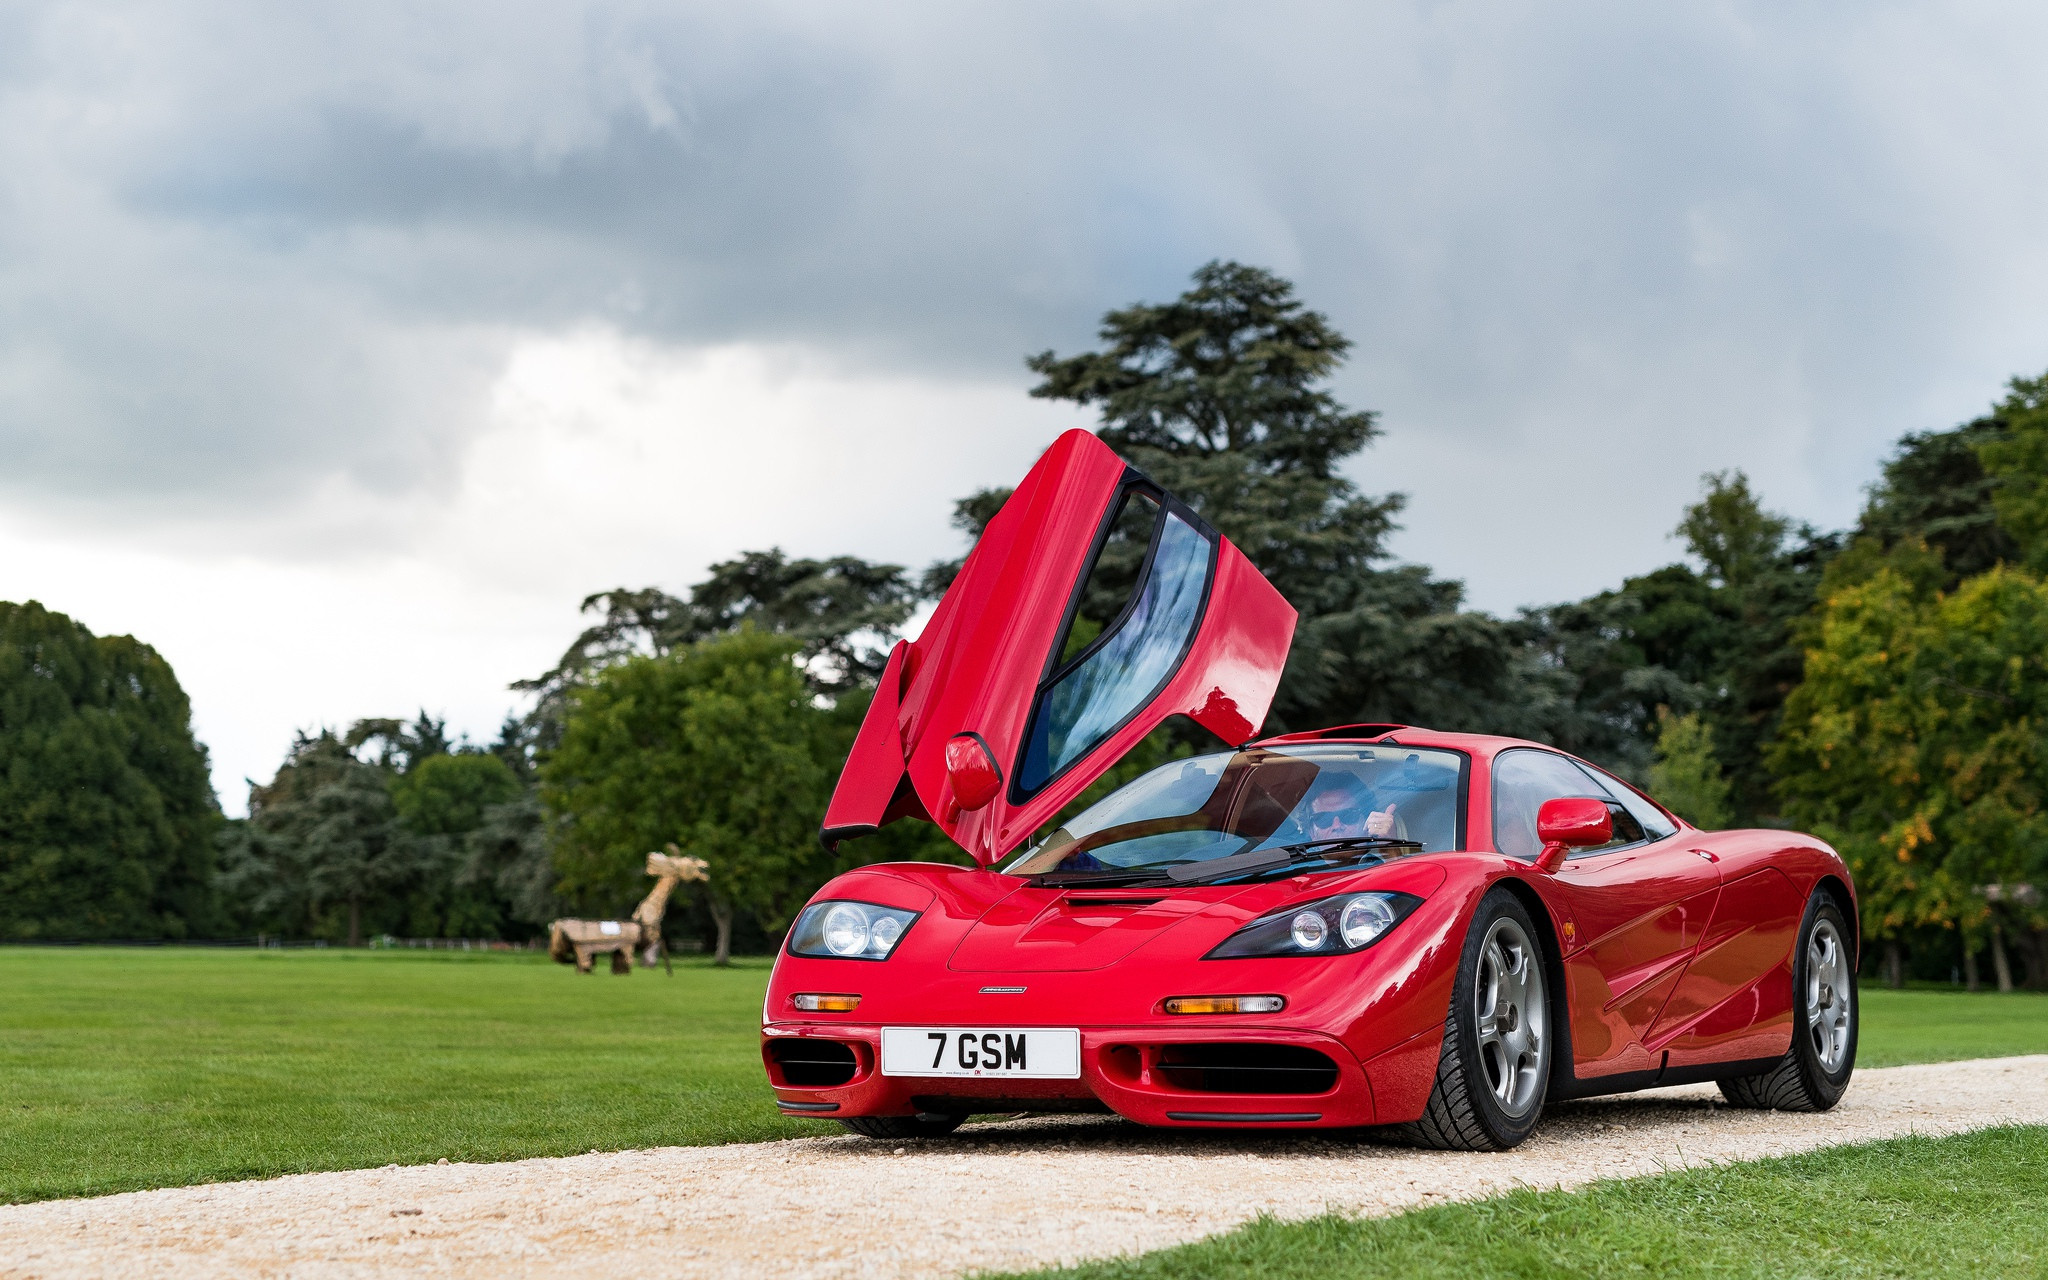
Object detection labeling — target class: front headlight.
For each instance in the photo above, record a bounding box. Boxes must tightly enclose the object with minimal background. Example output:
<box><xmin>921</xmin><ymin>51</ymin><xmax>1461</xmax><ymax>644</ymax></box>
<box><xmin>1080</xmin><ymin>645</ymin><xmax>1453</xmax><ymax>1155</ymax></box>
<box><xmin>1204</xmin><ymin>891</ymin><xmax>1422</xmax><ymax>959</ymax></box>
<box><xmin>787</xmin><ymin>900</ymin><xmax>921</xmax><ymax>960</ymax></box>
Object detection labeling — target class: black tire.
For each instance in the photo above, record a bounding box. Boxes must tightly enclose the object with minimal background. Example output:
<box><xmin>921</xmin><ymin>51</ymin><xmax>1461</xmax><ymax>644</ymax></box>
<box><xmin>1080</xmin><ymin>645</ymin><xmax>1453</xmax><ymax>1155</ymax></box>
<box><xmin>1393</xmin><ymin>888</ymin><xmax>1554</xmax><ymax>1151</ymax></box>
<box><xmin>1719</xmin><ymin>893</ymin><xmax>1857</xmax><ymax>1111</ymax></box>
<box><xmin>838</xmin><ymin>1114</ymin><xmax>966</xmax><ymax>1139</ymax></box>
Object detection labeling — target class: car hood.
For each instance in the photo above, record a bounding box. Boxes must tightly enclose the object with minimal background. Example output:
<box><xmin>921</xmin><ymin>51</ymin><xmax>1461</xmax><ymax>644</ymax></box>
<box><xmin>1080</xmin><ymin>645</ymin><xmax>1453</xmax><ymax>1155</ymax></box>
<box><xmin>945</xmin><ymin>884</ymin><xmax>1262</xmax><ymax>972</ymax></box>
<box><xmin>802</xmin><ymin>860</ymin><xmax>1453</xmax><ymax>976</ymax></box>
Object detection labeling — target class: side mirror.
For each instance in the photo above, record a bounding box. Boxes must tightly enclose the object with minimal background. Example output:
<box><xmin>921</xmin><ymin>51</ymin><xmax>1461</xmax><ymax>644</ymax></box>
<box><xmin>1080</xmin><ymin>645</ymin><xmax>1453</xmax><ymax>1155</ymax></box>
<box><xmin>1534</xmin><ymin>796</ymin><xmax>1612</xmax><ymax>872</ymax></box>
<box><xmin>943</xmin><ymin>733</ymin><xmax>1004</xmax><ymax>812</ymax></box>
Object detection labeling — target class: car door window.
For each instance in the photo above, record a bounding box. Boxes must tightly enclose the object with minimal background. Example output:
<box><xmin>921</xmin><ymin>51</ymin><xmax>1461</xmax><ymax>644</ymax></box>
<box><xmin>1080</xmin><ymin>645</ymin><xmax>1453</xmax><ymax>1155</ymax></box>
<box><xmin>1016</xmin><ymin>497</ymin><xmax>1214</xmax><ymax>795</ymax></box>
<box><xmin>1491</xmin><ymin>749</ymin><xmax>1648</xmax><ymax>860</ymax></box>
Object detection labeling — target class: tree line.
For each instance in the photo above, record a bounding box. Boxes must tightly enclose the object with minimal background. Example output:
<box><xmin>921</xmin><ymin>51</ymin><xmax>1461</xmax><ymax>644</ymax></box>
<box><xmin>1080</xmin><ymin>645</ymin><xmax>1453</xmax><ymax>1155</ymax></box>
<box><xmin>2</xmin><ymin>262</ymin><xmax>2043</xmax><ymax>988</ymax></box>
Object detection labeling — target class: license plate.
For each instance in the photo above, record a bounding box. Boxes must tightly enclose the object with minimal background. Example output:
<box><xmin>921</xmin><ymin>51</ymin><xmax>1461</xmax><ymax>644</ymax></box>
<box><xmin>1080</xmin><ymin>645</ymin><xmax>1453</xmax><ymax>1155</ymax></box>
<box><xmin>879</xmin><ymin>1027</ymin><xmax>1081</xmax><ymax>1079</ymax></box>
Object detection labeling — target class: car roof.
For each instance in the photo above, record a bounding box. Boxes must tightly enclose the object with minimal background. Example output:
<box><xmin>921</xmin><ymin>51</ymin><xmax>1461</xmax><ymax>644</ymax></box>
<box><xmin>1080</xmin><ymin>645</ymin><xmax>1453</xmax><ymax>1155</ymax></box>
<box><xmin>1251</xmin><ymin>724</ymin><xmax>1542</xmax><ymax>758</ymax></box>
<box><xmin>1253</xmin><ymin>724</ymin><xmax>1682</xmax><ymax>825</ymax></box>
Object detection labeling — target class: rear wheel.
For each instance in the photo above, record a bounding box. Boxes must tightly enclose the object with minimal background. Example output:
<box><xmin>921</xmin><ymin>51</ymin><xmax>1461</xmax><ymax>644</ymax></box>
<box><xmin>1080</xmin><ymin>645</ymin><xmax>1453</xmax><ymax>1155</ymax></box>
<box><xmin>1395</xmin><ymin>889</ymin><xmax>1552</xmax><ymax>1150</ymax></box>
<box><xmin>1719</xmin><ymin>893</ymin><xmax>1857</xmax><ymax>1111</ymax></box>
<box><xmin>838</xmin><ymin>1114</ymin><xmax>966</xmax><ymax>1140</ymax></box>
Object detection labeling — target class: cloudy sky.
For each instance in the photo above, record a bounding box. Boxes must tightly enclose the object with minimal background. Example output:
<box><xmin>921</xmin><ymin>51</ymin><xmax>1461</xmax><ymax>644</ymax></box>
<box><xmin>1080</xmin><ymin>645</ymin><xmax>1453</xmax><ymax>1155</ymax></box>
<box><xmin>6</xmin><ymin>2</ymin><xmax>2048</xmax><ymax>811</ymax></box>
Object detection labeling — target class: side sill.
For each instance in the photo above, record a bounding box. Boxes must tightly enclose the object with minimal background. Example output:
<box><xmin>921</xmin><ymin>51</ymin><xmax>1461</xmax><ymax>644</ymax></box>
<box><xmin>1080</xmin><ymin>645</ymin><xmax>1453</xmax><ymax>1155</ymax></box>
<box><xmin>1551</xmin><ymin>1054</ymin><xmax>1784</xmax><ymax>1101</ymax></box>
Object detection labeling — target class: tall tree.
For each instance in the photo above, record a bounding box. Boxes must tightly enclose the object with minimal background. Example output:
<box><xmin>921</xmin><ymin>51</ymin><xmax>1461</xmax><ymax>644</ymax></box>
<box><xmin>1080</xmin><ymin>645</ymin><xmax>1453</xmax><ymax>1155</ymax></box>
<box><xmin>1028</xmin><ymin>260</ymin><xmax>1380</xmax><ymax>472</ymax></box>
<box><xmin>1771</xmin><ymin>566</ymin><xmax>1936</xmax><ymax>985</ymax></box>
<box><xmin>685</xmin><ymin>552</ymin><xmax>918</xmax><ymax>693</ymax></box>
<box><xmin>1507</xmin><ymin>568</ymin><xmax>1716</xmax><ymax>781</ymax></box>
<box><xmin>1861</xmin><ymin>418</ymin><xmax>2017</xmax><ymax>585</ymax></box>
<box><xmin>958</xmin><ymin>261</ymin><xmax>1523</xmax><ymax>739</ymax></box>
<box><xmin>1506</xmin><ymin>470</ymin><xmax>1837</xmax><ymax>806</ymax></box>
<box><xmin>1774</xmin><ymin>563</ymin><xmax>2048</xmax><ymax>987</ymax></box>
<box><xmin>1975</xmin><ymin>369</ymin><xmax>2048</xmax><ymax>573</ymax></box>
<box><xmin>392</xmin><ymin>752</ymin><xmax>522</xmax><ymax>838</ymax></box>
<box><xmin>295</xmin><ymin>761</ymin><xmax>416</xmax><ymax>948</ymax></box>
<box><xmin>218</xmin><ymin>717</ymin><xmax>535</xmax><ymax>943</ymax></box>
<box><xmin>541</xmin><ymin>629</ymin><xmax>835</xmax><ymax>964</ymax></box>
<box><xmin>391</xmin><ymin>751</ymin><xmax>528</xmax><ymax>938</ymax></box>
<box><xmin>1676</xmin><ymin>470</ymin><xmax>1792</xmax><ymax>593</ymax></box>
<box><xmin>219</xmin><ymin>730</ymin><xmax>428</xmax><ymax>945</ymax></box>
<box><xmin>1649</xmin><ymin>709</ymin><xmax>1733</xmax><ymax>831</ymax></box>
<box><xmin>1679</xmin><ymin>472</ymin><xmax>1842</xmax><ymax>821</ymax></box>
<box><xmin>347</xmin><ymin>713</ymin><xmax>453</xmax><ymax>773</ymax></box>
<box><xmin>460</xmin><ymin>792</ymin><xmax>560</xmax><ymax>931</ymax></box>
<box><xmin>0</xmin><ymin>601</ymin><xmax>220</xmax><ymax>939</ymax></box>
<box><xmin>516</xmin><ymin>550</ymin><xmax>918</xmax><ymax>750</ymax></box>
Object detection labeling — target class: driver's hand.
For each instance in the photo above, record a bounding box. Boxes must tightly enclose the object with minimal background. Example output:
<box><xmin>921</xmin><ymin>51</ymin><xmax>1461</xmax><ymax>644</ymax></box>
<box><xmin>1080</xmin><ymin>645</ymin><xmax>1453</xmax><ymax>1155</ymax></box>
<box><xmin>1366</xmin><ymin>804</ymin><xmax>1397</xmax><ymax>837</ymax></box>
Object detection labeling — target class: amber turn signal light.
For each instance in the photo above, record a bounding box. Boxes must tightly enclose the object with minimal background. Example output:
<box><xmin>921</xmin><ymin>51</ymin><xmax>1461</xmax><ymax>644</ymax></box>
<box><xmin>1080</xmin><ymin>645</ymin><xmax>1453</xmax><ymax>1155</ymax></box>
<box><xmin>793</xmin><ymin>993</ymin><xmax>861</xmax><ymax>1012</ymax></box>
<box><xmin>1162</xmin><ymin>995</ymin><xmax>1285</xmax><ymax>1015</ymax></box>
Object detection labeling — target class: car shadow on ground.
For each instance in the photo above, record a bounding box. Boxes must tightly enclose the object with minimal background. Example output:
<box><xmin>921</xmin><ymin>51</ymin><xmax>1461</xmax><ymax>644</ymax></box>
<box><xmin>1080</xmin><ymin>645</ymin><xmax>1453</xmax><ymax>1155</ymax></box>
<box><xmin>858</xmin><ymin>1088</ymin><xmax>1749</xmax><ymax>1160</ymax></box>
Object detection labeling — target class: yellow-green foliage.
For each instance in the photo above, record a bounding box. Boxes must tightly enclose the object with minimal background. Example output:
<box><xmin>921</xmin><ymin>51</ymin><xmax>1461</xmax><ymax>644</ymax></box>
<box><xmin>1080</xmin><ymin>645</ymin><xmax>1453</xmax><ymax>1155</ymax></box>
<box><xmin>1649</xmin><ymin>709</ymin><xmax>1731</xmax><ymax>831</ymax></box>
<box><xmin>1774</xmin><ymin>561</ymin><xmax>2048</xmax><ymax>949</ymax></box>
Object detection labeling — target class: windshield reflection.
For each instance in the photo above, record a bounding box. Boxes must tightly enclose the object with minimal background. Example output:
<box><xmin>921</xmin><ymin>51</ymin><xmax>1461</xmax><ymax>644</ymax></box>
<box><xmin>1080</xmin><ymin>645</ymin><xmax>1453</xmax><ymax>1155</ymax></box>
<box><xmin>1005</xmin><ymin>743</ymin><xmax>1465</xmax><ymax>881</ymax></box>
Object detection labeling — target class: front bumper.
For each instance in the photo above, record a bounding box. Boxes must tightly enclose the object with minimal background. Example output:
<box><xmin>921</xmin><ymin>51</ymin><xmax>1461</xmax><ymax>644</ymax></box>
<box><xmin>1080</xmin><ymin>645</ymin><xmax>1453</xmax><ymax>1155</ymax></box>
<box><xmin>762</xmin><ymin>1021</ymin><xmax>1378</xmax><ymax>1128</ymax></box>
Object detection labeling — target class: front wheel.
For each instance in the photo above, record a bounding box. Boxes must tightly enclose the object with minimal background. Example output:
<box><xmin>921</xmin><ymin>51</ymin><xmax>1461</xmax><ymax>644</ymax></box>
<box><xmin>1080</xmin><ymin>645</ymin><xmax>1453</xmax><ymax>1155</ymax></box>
<box><xmin>839</xmin><ymin>1114</ymin><xmax>965</xmax><ymax>1140</ymax></box>
<box><xmin>1394</xmin><ymin>888</ymin><xmax>1553</xmax><ymax>1150</ymax></box>
<box><xmin>1718</xmin><ymin>892</ymin><xmax>1857</xmax><ymax>1111</ymax></box>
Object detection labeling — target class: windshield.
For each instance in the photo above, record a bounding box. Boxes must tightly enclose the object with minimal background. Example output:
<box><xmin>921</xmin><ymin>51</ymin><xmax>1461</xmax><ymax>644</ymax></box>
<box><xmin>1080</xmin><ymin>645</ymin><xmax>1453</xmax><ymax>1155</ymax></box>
<box><xmin>1005</xmin><ymin>742</ymin><xmax>1465</xmax><ymax>880</ymax></box>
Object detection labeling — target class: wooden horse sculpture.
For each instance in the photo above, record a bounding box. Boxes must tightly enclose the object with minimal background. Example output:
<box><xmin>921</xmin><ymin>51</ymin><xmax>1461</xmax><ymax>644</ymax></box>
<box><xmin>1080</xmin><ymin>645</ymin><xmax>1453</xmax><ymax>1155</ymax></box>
<box><xmin>549</xmin><ymin>846</ymin><xmax>708</xmax><ymax>974</ymax></box>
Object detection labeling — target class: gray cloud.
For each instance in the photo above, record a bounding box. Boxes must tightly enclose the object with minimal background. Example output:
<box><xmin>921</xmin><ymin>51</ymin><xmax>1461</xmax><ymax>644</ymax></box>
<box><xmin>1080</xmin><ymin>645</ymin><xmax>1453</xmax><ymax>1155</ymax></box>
<box><xmin>5</xmin><ymin>1</ymin><xmax>2048</xmax><ymax>603</ymax></box>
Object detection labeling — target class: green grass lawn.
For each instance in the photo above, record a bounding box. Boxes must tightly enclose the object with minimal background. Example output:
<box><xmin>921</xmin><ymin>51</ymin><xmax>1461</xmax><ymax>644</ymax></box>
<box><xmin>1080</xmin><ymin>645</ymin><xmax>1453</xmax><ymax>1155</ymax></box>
<box><xmin>999</xmin><ymin>986</ymin><xmax>2048</xmax><ymax>1280</ymax></box>
<box><xmin>0</xmin><ymin>947</ymin><xmax>828</xmax><ymax>1204</ymax></box>
<box><xmin>0</xmin><ymin>948</ymin><xmax>2042</xmax><ymax>1206</ymax></box>
<box><xmin>1003</xmin><ymin>1124</ymin><xmax>2048</xmax><ymax>1280</ymax></box>
<box><xmin>1855</xmin><ymin>984</ymin><xmax>2048</xmax><ymax>1066</ymax></box>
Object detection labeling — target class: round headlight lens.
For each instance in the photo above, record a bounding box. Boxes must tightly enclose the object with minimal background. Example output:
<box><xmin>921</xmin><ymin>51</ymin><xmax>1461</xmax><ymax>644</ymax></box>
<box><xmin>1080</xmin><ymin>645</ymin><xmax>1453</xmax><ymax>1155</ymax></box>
<box><xmin>1340</xmin><ymin>895</ymin><xmax>1399</xmax><ymax>948</ymax></box>
<box><xmin>1290</xmin><ymin>910</ymin><xmax>1328</xmax><ymax>951</ymax></box>
<box><xmin>868</xmin><ymin>913</ymin><xmax>904</xmax><ymax>956</ymax></box>
<box><xmin>823</xmin><ymin>903</ymin><xmax>870</xmax><ymax>956</ymax></box>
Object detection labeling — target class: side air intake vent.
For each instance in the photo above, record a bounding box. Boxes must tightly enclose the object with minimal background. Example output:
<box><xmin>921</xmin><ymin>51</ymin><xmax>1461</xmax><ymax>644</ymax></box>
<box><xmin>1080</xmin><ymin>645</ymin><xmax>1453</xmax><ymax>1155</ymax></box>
<box><xmin>1155</xmin><ymin>1043</ymin><xmax>1338</xmax><ymax>1095</ymax></box>
<box><xmin>769</xmin><ymin>1039</ymin><xmax>860</xmax><ymax>1087</ymax></box>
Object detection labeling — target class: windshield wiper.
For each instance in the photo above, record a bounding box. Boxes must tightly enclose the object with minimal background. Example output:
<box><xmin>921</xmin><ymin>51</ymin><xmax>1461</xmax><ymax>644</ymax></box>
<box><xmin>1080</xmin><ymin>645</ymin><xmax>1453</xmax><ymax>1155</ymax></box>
<box><xmin>1025</xmin><ymin>837</ymin><xmax>1425</xmax><ymax>890</ymax></box>
<box><xmin>1165</xmin><ymin>836</ymin><xmax>1423</xmax><ymax>886</ymax></box>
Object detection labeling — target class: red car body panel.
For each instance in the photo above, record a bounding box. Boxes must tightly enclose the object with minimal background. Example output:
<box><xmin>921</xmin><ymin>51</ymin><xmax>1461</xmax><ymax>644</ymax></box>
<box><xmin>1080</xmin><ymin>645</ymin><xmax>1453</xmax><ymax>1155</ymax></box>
<box><xmin>820</xmin><ymin>428</ymin><xmax>1297</xmax><ymax>865</ymax></box>
<box><xmin>769</xmin><ymin>438</ymin><xmax>1855</xmax><ymax>1130</ymax></box>
<box><xmin>770</xmin><ymin>726</ymin><xmax>1855</xmax><ymax>1128</ymax></box>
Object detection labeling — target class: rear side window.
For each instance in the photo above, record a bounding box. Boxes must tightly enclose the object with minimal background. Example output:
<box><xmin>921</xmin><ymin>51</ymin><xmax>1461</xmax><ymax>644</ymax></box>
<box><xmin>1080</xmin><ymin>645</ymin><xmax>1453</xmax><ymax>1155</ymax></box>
<box><xmin>1016</xmin><ymin>492</ymin><xmax>1214</xmax><ymax>796</ymax></box>
<box><xmin>1579</xmin><ymin>763</ymin><xmax>1681</xmax><ymax>843</ymax></box>
<box><xmin>1490</xmin><ymin>749</ymin><xmax>1674</xmax><ymax>859</ymax></box>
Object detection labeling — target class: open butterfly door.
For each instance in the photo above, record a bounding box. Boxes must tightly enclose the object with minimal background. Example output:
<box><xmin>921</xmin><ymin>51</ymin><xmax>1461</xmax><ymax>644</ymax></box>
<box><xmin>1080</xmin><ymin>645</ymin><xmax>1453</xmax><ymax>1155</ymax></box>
<box><xmin>821</xmin><ymin>429</ymin><xmax>1298</xmax><ymax>865</ymax></box>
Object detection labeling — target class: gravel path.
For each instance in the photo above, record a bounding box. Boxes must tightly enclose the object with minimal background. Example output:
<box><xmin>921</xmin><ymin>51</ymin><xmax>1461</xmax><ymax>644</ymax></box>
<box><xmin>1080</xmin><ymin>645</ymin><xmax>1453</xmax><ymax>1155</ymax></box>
<box><xmin>5</xmin><ymin>1055</ymin><xmax>2046</xmax><ymax>1279</ymax></box>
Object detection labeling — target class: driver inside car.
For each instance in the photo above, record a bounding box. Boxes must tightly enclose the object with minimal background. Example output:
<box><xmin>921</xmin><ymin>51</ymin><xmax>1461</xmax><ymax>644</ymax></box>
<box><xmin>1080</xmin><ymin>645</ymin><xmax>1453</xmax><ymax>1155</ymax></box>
<box><xmin>1305</xmin><ymin>776</ymin><xmax>1398</xmax><ymax>841</ymax></box>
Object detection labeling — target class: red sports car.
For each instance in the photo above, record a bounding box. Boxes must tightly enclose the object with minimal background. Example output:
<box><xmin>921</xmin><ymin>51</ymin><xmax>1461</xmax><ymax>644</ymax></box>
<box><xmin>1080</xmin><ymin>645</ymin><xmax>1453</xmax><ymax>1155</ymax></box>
<box><xmin>761</xmin><ymin>429</ymin><xmax>1858</xmax><ymax>1150</ymax></box>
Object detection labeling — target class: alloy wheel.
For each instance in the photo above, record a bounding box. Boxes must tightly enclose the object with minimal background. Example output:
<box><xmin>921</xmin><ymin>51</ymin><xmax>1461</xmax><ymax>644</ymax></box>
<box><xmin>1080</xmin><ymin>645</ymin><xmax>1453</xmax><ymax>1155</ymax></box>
<box><xmin>1474</xmin><ymin>916</ymin><xmax>1547</xmax><ymax>1118</ymax></box>
<box><xmin>1807</xmin><ymin>917</ymin><xmax>1852</xmax><ymax>1072</ymax></box>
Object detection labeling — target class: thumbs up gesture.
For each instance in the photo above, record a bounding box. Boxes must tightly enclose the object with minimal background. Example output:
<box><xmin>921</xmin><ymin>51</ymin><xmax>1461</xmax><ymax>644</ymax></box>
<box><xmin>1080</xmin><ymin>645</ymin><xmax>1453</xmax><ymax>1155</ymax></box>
<box><xmin>1366</xmin><ymin>803</ymin><xmax>1397</xmax><ymax>838</ymax></box>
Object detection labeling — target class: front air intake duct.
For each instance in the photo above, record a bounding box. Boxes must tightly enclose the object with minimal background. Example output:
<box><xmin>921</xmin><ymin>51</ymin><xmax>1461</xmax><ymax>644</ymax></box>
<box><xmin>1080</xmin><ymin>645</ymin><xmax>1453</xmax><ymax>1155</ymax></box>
<box><xmin>1154</xmin><ymin>1043</ymin><xmax>1339</xmax><ymax>1095</ymax></box>
<box><xmin>768</xmin><ymin>1039</ymin><xmax>860</xmax><ymax>1087</ymax></box>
